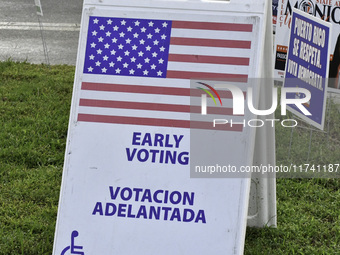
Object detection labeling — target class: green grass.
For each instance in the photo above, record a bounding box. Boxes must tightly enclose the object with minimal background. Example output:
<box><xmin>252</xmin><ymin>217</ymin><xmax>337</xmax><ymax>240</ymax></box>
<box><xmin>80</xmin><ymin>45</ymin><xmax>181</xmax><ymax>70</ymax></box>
<box><xmin>0</xmin><ymin>60</ymin><xmax>339</xmax><ymax>254</ymax></box>
<box><xmin>0</xmin><ymin>61</ymin><xmax>73</xmax><ymax>254</ymax></box>
<box><xmin>245</xmin><ymin>178</ymin><xmax>340</xmax><ymax>254</ymax></box>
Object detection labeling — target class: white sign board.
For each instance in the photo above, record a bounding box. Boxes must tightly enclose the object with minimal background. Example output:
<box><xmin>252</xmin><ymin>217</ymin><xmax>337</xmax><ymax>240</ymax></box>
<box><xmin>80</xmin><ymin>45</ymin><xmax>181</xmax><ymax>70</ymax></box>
<box><xmin>34</xmin><ymin>0</ymin><xmax>43</xmax><ymax>16</ymax></box>
<box><xmin>53</xmin><ymin>1</ymin><xmax>273</xmax><ymax>254</ymax></box>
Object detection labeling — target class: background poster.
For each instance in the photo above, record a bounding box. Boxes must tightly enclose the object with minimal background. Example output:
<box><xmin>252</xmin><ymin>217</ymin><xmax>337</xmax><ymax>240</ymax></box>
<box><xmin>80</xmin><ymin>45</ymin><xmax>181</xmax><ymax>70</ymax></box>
<box><xmin>274</xmin><ymin>0</ymin><xmax>340</xmax><ymax>92</ymax></box>
<box><xmin>273</xmin><ymin>0</ymin><xmax>279</xmax><ymax>32</ymax></box>
<box><xmin>283</xmin><ymin>9</ymin><xmax>331</xmax><ymax>129</ymax></box>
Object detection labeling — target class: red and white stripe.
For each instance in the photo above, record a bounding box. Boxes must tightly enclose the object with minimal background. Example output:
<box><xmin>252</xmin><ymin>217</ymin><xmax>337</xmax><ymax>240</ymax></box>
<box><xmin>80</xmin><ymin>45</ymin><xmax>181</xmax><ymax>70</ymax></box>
<box><xmin>166</xmin><ymin>20</ymin><xmax>252</xmax><ymax>81</ymax></box>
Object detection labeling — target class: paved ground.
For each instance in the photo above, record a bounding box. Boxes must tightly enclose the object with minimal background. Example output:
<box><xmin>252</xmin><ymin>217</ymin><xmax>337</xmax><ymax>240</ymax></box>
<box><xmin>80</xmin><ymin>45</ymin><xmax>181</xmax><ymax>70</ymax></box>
<box><xmin>0</xmin><ymin>1</ymin><xmax>340</xmax><ymax>107</ymax></box>
<box><xmin>0</xmin><ymin>0</ymin><xmax>83</xmax><ymax>65</ymax></box>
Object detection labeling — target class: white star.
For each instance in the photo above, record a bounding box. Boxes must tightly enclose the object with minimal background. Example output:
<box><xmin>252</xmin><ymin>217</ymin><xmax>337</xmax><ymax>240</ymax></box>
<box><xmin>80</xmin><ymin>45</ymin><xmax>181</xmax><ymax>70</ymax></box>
<box><xmin>124</xmin><ymin>50</ymin><xmax>130</xmax><ymax>56</ymax></box>
<box><xmin>147</xmin><ymin>33</ymin><xmax>153</xmax><ymax>39</ymax></box>
<box><xmin>90</xmin><ymin>42</ymin><xmax>96</xmax><ymax>48</ymax></box>
<box><xmin>137</xmin><ymin>63</ymin><xmax>142</xmax><ymax>69</ymax></box>
<box><xmin>112</xmin><ymin>38</ymin><xmax>118</xmax><ymax>43</ymax></box>
<box><xmin>101</xmin><ymin>67</ymin><xmax>107</xmax><ymax>73</ymax></box>
<box><xmin>148</xmin><ymin>21</ymin><xmax>154</xmax><ymax>27</ymax></box>
<box><xmin>104</xmin><ymin>43</ymin><xmax>110</xmax><ymax>49</ymax></box>
<box><xmin>133</xmin><ymin>33</ymin><xmax>139</xmax><ymax>38</ymax></box>
<box><xmin>113</xmin><ymin>25</ymin><xmax>119</xmax><ymax>31</ymax></box>
<box><xmin>98</xmin><ymin>37</ymin><xmax>104</xmax><ymax>42</ymax></box>
<box><xmin>95</xmin><ymin>61</ymin><xmax>101</xmax><ymax>66</ymax></box>
<box><xmin>154</xmin><ymin>28</ymin><xmax>160</xmax><ymax>33</ymax></box>
<box><xmin>159</xmin><ymin>46</ymin><xmax>165</xmax><ymax>52</ymax></box>
<box><xmin>99</xmin><ymin>25</ymin><xmax>105</xmax><ymax>30</ymax></box>
<box><xmin>130</xmin><ymin>57</ymin><xmax>136</xmax><ymax>62</ymax></box>
<box><xmin>123</xmin><ymin>62</ymin><xmax>129</xmax><ymax>68</ymax></box>
<box><xmin>87</xmin><ymin>66</ymin><xmax>93</xmax><ymax>72</ymax></box>
<box><xmin>110</xmin><ymin>49</ymin><xmax>116</xmax><ymax>55</ymax></box>
<box><xmin>97</xmin><ymin>49</ymin><xmax>102</xmax><ymax>54</ymax></box>
<box><xmin>117</xmin><ymin>56</ymin><xmax>122</xmax><ymax>62</ymax></box>
<box><xmin>150</xmin><ymin>64</ymin><xmax>156</xmax><ymax>70</ymax></box>
<box><xmin>93</xmin><ymin>18</ymin><xmax>99</xmax><ymax>24</ymax></box>
<box><xmin>138</xmin><ymin>51</ymin><xmax>144</xmax><ymax>57</ymax></box>
<box><xmin>107</xmin><ymin>19</ymin><xmax>113</xmax><ymax>25</ymax></box>
<box><xmin>125</xmin><ymin>38</ymin><xmax>131</xmax><ymax>44</ymax></box>
<box><xmin>143</xmin><ymin>70</ymin><xmax>149</xmax><ymax>75</ymax></box>
<box><xmin>134</xmin><ymin>20</ymin><xmax>140</xmax><ymax>26</ymax></box>
<box><xmin>161</xmin><ymin>34</ymin><xmax>167</xmax><ymax>40</ymax></box>
<box><xmin>132</xmin><ymin>45</ymin><xmax>138</xmax><ymax>50</ymax></box>
<box><xmin>109</xmin><ymin>62</ymin><xmax>115</xmax><ymax>67</ymax></box>
<box><xmin>141</xmin><ymin>27</ymin><xmax>146</xmax><ymax>33</ymax></box>
<box><xmin>92</xmin><ymin>30</ymin><xmax>97</xmax><ymax>36</ymax></box>
<box><xmin>106</xmin><ymin>31</ymin><xmax>111</xmax><ymax>37</ymax></box>
<box><xmin>118</xmin><ymin>44</ymin><xmax>124</xmax><ymax>49</ymax></box>
<box><xmin>119</xmin><ymin>32</ymin><xmax>125</xmax><ymax>37</ymax></box>
<box><xmin>157</xmin><ymin>70</ymin><xmax>163</xmax><ymax>76</ymax></box>
<box><xmin>144</xmin><ymin>58</ymin><xmax>150</xmax><ymax>63</ymax></box>
<box><xmin>89</xmin><ymin>54</ymin><xmax>95</xmax><ymax>60</ymax></box>
<box><xmin>115</xmin><ymin>68</ymin><xmax>121</xmax><ymax>74</ymax></box>
<box><xmin>129</xmin><ymin>69</ymin><xmax>135</xmax><ymax>75</ymax></box>
<box><xmin>153</xmin><ymin>40</ymin><xmax>159</xmax><ymax>45</ymax></box>
<box><xmin>158</xmin><ymin>58</ymin><xmax>164</xmax><ymax>64</ymax></box>
<box><xmin>127</xmin><ymin>26</ymin><xmax>133</xmax><ymax>32</ymax></box>
<box><xmin>146</xmin><ymin>45</ymin><xmax>151</xmax><ymax>51</ymax></box>
<box><xmin>162</xmin><ymin>22</ymin><xmax>168</xmax><ymax>27</ymax></box>
<box><xmin>121</xmin><ymin>20</ymin><xmax>126</xmax><ymax>25</ymax></box>
<box><xmin>139</xmin><ymin>39</ymin><xmax>145</xmax><ymax>45</ymax></box>
<box><xmin>103</xmin><ymin>55</ymin><xmax>109</xmax><ymax>61</ymax></box>
<box><xmin>152</xmin><ymin>52</ymin><xmax>158</xmax><ymax>57</ymax></box>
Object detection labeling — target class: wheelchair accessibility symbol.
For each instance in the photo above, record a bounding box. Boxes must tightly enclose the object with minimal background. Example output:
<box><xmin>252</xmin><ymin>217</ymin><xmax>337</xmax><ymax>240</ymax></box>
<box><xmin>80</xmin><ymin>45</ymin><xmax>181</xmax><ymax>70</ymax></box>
<box><xmin>61</xmin><ymin>230</ymin><xmax>84</xmax><ymax>255</ymax></box>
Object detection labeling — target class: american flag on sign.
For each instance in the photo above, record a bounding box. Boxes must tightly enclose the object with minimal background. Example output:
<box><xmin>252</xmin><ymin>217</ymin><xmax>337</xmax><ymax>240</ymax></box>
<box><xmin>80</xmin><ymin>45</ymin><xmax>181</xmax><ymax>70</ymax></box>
<box><xmin>78</xmin><ymin>16</ymin><xmax>253</xmax><ymax>131</ymax></box>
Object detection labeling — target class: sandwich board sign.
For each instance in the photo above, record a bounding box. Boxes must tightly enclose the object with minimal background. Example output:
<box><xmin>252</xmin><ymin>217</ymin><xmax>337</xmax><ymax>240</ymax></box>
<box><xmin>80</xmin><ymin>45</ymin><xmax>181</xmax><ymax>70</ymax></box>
<box><xmin>283</xmin><ymin>9</ymin><xmax>331</xmax><ymax>130</ymax></box>
<box><xmin>53</xmin><ymin>0</ymin><xmax>276</xmax><ymax>254</ymax></box>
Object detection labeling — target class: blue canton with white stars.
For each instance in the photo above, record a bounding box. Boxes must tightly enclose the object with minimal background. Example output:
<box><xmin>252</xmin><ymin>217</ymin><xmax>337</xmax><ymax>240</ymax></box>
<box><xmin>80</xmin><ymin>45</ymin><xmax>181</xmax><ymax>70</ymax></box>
<box><xmin>83</xmin><ymin>17</ymin><xmax>172</xmax><ymax>78</ymax></box>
